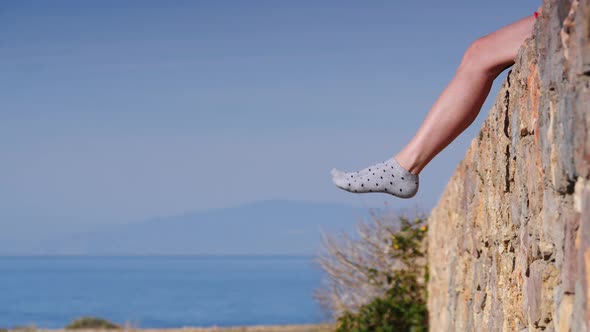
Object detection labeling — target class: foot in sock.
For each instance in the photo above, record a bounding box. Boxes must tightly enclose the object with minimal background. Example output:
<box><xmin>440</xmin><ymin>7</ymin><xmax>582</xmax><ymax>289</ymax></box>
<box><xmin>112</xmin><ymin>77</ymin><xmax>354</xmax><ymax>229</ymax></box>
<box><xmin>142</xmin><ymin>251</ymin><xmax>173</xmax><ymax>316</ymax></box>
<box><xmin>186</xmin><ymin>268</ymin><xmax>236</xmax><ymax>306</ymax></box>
<box><xmin>331</xmin><ymin>157</ymin><xmax>419</xmax><ymax>199</ymax></box>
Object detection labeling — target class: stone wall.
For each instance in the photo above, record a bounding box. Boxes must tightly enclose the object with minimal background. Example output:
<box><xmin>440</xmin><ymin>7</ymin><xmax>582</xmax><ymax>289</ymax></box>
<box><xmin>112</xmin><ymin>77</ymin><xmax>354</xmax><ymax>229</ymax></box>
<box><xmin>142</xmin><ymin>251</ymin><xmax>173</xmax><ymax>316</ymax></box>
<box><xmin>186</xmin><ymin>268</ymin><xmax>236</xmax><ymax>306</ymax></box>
<box><xmin>427</xmin><ymin>1</ymin><xmax>589</xmax><ymax>331</ymax></box>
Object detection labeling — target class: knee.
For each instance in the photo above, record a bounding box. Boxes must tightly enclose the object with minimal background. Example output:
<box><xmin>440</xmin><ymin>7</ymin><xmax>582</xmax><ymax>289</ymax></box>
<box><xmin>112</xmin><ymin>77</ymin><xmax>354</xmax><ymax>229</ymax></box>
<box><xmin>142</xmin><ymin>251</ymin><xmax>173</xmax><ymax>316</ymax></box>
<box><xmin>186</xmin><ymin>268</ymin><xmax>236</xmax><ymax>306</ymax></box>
<box><xmin>459</xmin><ymin>37</ymin><xmax>499</xmax><ymax>75</ymax></box>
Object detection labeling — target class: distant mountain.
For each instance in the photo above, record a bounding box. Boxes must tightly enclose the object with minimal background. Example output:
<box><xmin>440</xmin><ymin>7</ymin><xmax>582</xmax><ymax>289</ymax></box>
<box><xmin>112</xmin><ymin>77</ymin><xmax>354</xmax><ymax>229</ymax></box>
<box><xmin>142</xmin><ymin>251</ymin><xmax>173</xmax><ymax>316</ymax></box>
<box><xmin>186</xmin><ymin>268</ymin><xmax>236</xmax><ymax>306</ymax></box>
<box><xmin>34</xmin><ymin>200</ymin><xmax>393</xmax><ymax>255</ymax></box>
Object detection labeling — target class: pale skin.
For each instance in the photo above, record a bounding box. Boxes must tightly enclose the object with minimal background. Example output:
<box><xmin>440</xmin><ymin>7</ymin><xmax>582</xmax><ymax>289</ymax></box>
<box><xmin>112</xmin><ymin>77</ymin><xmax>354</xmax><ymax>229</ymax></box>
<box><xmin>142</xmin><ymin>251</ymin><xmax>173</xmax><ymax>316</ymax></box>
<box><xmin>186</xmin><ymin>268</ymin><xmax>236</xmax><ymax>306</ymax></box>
<box><xmin>394</xmin><ymin>14</ymin><xmax>538</xmax><ymax>175</ymax></box>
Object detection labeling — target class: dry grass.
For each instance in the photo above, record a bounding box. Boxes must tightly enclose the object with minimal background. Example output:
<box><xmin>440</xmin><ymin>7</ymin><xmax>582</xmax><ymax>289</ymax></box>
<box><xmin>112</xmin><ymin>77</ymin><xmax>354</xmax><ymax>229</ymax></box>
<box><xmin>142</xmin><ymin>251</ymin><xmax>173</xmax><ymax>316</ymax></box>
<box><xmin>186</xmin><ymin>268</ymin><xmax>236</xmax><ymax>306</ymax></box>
<box><xmin>34</xmin><ymin>324</ymin><xmax>335</xmax><ymax>332</ymax></box>
<box><xmin>137</xmin><ymin>324</ymin><xmax>334</xmax><ymax>332</ymax></box>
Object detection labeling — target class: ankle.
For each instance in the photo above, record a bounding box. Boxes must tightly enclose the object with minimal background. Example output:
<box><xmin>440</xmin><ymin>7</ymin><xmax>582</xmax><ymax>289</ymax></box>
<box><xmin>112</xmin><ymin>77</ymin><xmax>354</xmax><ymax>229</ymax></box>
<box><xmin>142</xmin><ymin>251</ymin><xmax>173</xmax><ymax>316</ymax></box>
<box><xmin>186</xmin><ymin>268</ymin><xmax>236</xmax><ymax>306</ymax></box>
<box><xmin>394</xmin><ymin>152</ymin><xmax>422</xmax><ymax>176</ymax></box>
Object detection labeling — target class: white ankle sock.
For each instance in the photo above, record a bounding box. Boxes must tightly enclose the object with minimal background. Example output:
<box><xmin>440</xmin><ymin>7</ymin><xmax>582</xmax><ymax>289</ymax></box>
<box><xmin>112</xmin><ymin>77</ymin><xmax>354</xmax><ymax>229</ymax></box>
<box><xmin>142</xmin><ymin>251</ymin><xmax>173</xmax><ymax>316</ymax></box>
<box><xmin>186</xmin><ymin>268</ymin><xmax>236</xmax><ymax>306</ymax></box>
<box><xmin>331</xmin><ymin>157</ymin><xmax>419</xmax><ymax>198</ymax></box>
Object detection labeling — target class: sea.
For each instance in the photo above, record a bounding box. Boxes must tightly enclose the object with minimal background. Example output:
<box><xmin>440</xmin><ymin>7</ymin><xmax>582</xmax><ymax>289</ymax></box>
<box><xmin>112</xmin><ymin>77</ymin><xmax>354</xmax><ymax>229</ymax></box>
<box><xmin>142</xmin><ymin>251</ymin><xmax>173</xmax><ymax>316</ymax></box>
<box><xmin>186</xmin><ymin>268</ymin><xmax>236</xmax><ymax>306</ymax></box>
<box><xmin>0</xmin><ymin>256</ymin><xmax>329</xmax><ymax>329</ymax></box>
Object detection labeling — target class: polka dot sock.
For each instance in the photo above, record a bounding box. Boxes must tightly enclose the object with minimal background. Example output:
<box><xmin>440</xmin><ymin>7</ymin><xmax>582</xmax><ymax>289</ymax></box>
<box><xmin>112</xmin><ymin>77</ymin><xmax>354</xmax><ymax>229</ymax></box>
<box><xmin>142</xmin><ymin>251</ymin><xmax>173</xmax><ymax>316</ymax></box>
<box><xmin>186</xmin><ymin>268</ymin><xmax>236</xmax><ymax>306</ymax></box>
<box><xmin>331</xmin><ymin>157</ymin><xmax>419</xmax><ymax>198</ymax></box>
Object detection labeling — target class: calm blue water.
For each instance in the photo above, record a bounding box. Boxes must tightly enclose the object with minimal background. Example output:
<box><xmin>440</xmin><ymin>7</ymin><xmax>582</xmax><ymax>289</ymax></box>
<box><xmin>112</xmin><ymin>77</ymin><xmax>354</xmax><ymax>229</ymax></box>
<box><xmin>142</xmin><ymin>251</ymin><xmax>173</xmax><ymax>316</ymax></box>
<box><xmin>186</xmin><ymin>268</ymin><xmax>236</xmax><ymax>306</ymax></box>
<box><xmin>0</xmin><ymin>256</ymin><xmax>328</xmax><ymax>328</ymax></box>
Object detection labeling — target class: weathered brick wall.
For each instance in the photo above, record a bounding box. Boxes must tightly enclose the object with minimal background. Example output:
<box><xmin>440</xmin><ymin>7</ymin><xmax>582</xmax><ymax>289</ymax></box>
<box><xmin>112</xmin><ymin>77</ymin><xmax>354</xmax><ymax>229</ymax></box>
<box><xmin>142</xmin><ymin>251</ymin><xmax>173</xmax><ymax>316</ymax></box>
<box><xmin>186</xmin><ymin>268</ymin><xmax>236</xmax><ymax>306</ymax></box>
<box><xmin>427</xmin><ymin>1</ymin><xmax>589</xmax><ymax>331</ymax></box>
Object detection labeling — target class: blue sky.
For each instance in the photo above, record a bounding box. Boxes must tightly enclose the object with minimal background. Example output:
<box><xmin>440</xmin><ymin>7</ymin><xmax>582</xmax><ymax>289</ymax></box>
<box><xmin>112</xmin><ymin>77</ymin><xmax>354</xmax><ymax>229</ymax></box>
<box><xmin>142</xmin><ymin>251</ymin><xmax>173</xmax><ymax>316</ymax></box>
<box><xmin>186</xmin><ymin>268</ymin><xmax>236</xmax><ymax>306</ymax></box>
<box><xmin>1</xmin><ymin>1</ymin><xmax>537</xmax><ymax>242</ymax></box>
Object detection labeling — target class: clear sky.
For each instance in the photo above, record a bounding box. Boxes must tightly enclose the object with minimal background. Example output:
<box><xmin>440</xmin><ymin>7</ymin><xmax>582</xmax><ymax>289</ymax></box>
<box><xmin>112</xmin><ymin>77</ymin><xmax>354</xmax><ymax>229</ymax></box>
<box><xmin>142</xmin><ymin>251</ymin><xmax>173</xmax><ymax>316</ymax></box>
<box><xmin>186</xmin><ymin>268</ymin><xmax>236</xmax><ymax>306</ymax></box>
<box><xmin>1</xmin><ymin>1</ymin><xmax>538</xmax><ymax>243</ymax></box>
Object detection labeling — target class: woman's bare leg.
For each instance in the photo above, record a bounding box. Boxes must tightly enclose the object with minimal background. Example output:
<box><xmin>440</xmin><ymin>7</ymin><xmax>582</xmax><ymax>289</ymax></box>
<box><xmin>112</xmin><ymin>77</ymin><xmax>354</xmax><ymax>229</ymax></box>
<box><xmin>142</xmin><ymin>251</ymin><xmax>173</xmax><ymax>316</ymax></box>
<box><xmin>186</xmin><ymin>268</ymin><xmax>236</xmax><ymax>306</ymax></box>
<box><xmin>331</xmin><ymin>14</ymin><xmax>537</xmax><ymax>198</ymax></box>
<box><xmin>395</xmin><ymin>15</ymin><xmax>536</xmax><ymax>175</ymax></box>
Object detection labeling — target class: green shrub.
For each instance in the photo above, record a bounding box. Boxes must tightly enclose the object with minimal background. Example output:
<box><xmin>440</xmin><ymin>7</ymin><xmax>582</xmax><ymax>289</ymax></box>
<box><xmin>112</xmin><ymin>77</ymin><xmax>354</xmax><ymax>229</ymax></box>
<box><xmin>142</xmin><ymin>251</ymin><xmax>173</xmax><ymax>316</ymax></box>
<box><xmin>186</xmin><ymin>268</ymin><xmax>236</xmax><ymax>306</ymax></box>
<box><xmin>65</xmin><ymin>317</ymin><xmax>120</xmax><ymax>329</ymax></box>
<box><xmin>335</xmin><ymin>217</ymin><xmax>428</xmax><ymax>332</ymax></box>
